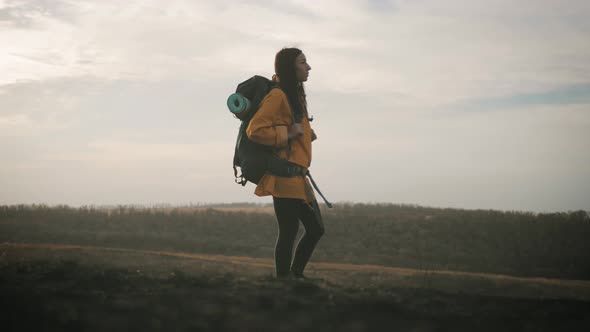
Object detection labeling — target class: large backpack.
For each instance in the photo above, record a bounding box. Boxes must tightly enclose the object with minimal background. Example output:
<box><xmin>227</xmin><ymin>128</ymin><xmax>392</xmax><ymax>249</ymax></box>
<box><xmin>228</xmin><ymin>75</ymin><xmax>305</xmax><ymax>186</ymax></box>
<box><xmin>227</xmin><ymin>75</ymin><xmax>333</xmax><ymax>208</ymax></box>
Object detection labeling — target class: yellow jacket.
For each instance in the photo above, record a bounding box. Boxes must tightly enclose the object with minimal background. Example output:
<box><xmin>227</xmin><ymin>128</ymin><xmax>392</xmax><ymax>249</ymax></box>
<box><xmin>246</xmin><ymin>88</ymin><xmax>315</xmax><ymax>202</ymax></box>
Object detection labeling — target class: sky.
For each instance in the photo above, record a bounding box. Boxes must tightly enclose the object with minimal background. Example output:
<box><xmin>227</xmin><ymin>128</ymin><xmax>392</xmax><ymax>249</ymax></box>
<box><xmin>1</xmin><ymin>0</ymin><xmax>589</xmax><ymax>212</ymax></box>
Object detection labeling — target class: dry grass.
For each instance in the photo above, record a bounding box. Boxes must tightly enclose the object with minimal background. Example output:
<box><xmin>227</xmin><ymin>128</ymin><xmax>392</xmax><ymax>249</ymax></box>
<box><xmin>3</xmin><ymin>242</ymin><xmax>589</xmax><ymax>301</ymax></box>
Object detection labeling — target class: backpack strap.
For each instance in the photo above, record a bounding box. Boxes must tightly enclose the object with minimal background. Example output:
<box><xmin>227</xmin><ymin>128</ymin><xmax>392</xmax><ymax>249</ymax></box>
<box><xmin>279</xmin><ymin>88</ymin><xmax>299</xmax><ymax>160</ymax></box>
<box><xmin>306</xmin><ymin>171</ymin><xmax>333</xmax><ymax>208</ymax></box>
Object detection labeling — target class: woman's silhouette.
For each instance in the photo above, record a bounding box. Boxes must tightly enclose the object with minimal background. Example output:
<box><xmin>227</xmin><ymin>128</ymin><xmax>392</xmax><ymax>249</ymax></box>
<box><xmin>246</xmin><ymin>47</ymin><xmax>324</xmax><ymax>279</ymax></box>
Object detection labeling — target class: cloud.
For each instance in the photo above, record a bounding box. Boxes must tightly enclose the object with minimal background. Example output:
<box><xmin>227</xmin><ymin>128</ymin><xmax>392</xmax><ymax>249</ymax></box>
<box><xmin>442</xmin><ymin>84</ymin><xmax>590</xmax><ymax>114</ymax></box>
<box><xmin>300</xmin><ymin>0</ymin><xmax>590</xmax><ymax>106</ymax></box>
<box><xmin>1</xmin><ymin>0</ymin><xmax>590</xmax><ymax>210</ymax></box>
<box><xmin>309</xmin><ymin>101</ymin><xmax>590</xmax><ymax>210</ymax></box>
<box><xmin>0</xmin><ymin>137</ymin><xmax>235</xmax><ymax>204</ymax></box>
<box><xmin>0</xmin><ymin>0</ymin><xmax>77</xmax><ymax>28</ymax></box>
<box><xmin>3</xmin><ymin>0</ymin><xmax>589</xmax><ymax>105</ymax></box>
<box><xmin>0</xmin><ymin>79</ymin><xmax>86</xmax><ymax>136</ymax></box>
<box><xmin>66</xmin><ymin>140</ymin><xmax>231</xmax><ymax>165</ymax></box>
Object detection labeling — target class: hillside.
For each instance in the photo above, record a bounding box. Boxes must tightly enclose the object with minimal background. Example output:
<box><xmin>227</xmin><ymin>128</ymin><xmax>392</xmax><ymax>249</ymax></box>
<box><xmin>2</xmin><ymin>242</ymin><xmax>589</xmax><ymax>332</ymax></box>
<box><xmin>2</xmin><ymin>203</ymin><xmax>589</xmax><ymax>279</ymax></box>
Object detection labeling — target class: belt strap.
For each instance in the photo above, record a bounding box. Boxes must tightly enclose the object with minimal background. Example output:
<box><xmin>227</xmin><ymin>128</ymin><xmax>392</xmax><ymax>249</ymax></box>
<box><xmin>267</xmin><ymin>158</ymin><xmax>333</xmax><ymax>208</ymax></box>
<box><xmin>267</xmin><ymin>158</ymin><xmax>306</xmax><ymax>177</ymax></box>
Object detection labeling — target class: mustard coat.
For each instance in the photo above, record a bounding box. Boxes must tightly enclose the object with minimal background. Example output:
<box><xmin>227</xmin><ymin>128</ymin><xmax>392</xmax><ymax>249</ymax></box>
<box><xmin>246</xmin><ymin>88</ymin><xmax>315</xmax><ymax>202</ymax></box>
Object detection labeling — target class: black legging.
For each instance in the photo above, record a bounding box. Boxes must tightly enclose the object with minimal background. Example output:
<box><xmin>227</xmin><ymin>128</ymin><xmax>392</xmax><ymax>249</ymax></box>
<box><xmin>272</xmin><ymin>197</ymin><xmax>325</xmax><ymax>277</ymax></box>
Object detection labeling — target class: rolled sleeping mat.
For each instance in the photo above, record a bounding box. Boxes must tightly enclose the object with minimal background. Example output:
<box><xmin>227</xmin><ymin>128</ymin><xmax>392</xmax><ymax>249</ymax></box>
<box><xmin>227</xmin><ymin>93</ymin><xmax>252</xmax><ymax>120</ymax></box>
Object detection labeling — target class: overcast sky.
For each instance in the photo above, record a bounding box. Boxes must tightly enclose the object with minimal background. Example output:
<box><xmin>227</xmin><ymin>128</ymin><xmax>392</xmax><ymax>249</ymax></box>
<box><xmin>1</xmin><ymin>0</ymin><xmax>589</xmax><ymax>212</ymax></box>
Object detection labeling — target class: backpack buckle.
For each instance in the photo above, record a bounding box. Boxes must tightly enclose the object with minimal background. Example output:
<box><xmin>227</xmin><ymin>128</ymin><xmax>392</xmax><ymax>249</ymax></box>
<box><xmin>289</xmin><ymin>165</ymin><xmax>306</xmax><ymax>176</ymax></box>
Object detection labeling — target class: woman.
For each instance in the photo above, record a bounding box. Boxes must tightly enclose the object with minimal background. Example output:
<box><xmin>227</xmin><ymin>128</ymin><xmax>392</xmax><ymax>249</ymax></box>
<box><xmin>246</xmin><ymin>47</ymin><xmax>324</xmax><ymax>279</ymax></box>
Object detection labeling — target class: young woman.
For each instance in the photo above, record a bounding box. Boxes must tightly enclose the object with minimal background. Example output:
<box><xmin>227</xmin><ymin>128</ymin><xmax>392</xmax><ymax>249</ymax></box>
<box><xmin>246</xmin><ymin>47</ymin><xmax>324</xmax><ymax>279</ymax></box>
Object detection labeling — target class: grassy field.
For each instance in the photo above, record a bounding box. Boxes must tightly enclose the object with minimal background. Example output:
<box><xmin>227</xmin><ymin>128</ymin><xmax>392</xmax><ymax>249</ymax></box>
<box><xmin>2</xmin><ymin>203</ymin><xmax>589</xmax><ymax>279</ymax></box>
<box><xmin>2</xmin><ymin>243</ymin><xmax>589</xmax><ymax>332</ymax></box>
<box><xmin>1</xmin><ymin>203</ymin><xmax>589</xmax><ymax>331</ymax></box>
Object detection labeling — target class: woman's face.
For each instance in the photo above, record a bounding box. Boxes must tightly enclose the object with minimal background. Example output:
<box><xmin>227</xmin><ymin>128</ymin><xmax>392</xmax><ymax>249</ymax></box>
<box><xmin>295</xmin><ymin>53</ymin><xmax>311</xmax><ymax>82</ymax></box>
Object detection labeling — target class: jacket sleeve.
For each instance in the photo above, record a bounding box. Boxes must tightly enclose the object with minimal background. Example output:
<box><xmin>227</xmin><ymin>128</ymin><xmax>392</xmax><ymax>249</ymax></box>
<box><xmin>246</xmin><ymin>90</ymin><xmax>290</xmax><ymax>148</ymax></box>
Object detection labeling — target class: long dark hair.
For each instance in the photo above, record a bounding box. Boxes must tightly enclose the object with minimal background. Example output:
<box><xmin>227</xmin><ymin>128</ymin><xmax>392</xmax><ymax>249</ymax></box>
<box><xmin>274</xmin><ymin>47</ymin><xmax>307</xmax><ymax>122</ymax></box>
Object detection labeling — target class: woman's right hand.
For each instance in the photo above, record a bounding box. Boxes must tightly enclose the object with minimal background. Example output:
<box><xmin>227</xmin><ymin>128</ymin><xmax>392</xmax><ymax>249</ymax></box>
<box><xmin>288</xmin><ymin>123</ymin><xmax>304</xmax><ymax>139</ymax></box>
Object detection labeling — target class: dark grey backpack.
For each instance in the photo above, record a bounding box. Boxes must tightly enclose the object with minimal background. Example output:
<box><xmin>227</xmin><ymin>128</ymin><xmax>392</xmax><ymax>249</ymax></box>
<box><xmin>229</xmin><ymin>76</ymin><xmax>305</xmax><ymax>186</ymax></box>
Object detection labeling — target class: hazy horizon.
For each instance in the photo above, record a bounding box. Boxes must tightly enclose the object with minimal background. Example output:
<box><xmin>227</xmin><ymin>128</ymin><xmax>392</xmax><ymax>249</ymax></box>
<box><xmin>2</xmin><ymin>0</ymin><xmax>589</xmax><ymax>213</ymax></box>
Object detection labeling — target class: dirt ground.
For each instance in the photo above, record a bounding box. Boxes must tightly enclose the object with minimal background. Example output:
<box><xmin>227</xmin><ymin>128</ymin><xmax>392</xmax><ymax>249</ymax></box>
<box><xmin>1</xmin><ymin>243</ymin><xmax>589</xmax><ymax>332</ymax></box>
